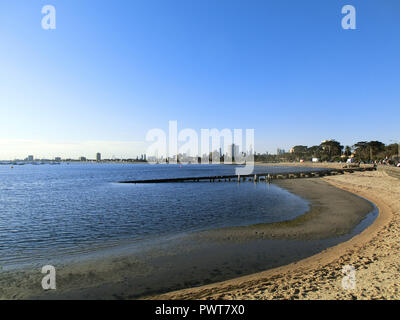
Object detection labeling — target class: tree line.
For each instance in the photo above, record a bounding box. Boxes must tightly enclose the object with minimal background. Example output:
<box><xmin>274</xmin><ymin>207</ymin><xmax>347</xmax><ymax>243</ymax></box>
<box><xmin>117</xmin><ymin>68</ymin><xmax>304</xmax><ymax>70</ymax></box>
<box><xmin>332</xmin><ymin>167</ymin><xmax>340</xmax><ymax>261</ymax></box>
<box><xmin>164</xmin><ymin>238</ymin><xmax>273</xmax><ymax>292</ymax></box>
<box><xmin>255</xmin><ymin>140</ymin><xmax>399</xmax><ymax>163</ymax></box>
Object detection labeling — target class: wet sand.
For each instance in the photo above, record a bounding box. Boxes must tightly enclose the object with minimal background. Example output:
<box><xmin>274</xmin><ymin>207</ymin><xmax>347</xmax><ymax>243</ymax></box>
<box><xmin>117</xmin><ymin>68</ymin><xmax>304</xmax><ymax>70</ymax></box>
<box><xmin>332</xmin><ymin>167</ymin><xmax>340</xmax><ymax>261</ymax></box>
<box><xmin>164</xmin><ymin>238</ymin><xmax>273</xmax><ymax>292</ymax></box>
<box><xmin>192</xmin><ymin>178</ymin><xmax>374</xmax><ymax>242</ymax></box>
<box><xmin>0</xmin><ymin>174</ymin><xmax>377</xmax><ymax>300</ymax></box>
<box><xmin>152</xmin><ymin>169</ymin><xmax>400</xmax><ymax>300</ymax></box>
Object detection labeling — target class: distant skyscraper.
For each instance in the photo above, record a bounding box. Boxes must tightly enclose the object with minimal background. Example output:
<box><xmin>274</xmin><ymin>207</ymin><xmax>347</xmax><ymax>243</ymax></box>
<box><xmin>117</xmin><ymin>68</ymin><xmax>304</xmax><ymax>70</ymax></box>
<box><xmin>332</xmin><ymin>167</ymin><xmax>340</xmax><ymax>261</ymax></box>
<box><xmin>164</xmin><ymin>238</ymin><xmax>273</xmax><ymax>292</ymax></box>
<box><xmin>27</xmin><ymin>155</ymin><xmax>34</xmax><ymax>161</ymax></box>
<box><xmin>226</xmin><ymin>144</ymin><xmax>240</xmax><ymax>162</ymax></box>
<box><xmin>96</xmin><ymin>153</ymin><xmax>101</xmax><ymax>161</ymax></box>
<box><xmin>277</xmin><ymin>148</ymin><xmax>286</xmax><ymax>155</ymax></box>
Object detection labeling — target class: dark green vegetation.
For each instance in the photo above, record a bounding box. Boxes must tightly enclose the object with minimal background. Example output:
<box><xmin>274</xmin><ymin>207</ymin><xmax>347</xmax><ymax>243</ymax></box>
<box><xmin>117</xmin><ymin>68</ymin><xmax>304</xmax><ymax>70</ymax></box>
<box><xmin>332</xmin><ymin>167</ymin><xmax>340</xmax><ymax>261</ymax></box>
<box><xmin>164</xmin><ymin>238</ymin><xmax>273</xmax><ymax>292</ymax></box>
<box><xmin>255</xmin><ymin>140</ymin><xmax>400</xmax><ymax>163</ymax></box>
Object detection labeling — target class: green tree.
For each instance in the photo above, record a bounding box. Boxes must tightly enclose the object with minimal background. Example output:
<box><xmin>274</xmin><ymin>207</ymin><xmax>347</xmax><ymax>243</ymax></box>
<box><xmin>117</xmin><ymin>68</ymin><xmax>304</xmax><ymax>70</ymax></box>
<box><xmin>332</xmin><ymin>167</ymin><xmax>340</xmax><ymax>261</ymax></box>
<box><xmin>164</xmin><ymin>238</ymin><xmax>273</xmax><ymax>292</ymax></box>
<box><xmin>344</xmin><ymin>145</ymin><xmax>352</xmax><ymax>157</ymax></box>
<box><xmin>307</xmin><ymin>145</ymin><xmax>322</xmax><ymax>159</ymax></box>
<box><xmin>291</xmin><ymin>145</ymin><xmax>308</xmax><ymax>160</ymax></box>
<box><xmin>368</xmin><ymin>141</ymin><xmax>385</xmax><ymax>160</ymax></box>
<box><xmin>320</xmin><ymin>140</ymin><xmax>343</xmax><ymax>160</ymax></box>
<box><xmin>353</xmin><ymin>141</ymin><xmax>369</xmax><ymax>161</ymax></box>
<box><xmin>384</xmin><ymin>143</ymin><xmax>399</xmax><ymax>158</ymax></box>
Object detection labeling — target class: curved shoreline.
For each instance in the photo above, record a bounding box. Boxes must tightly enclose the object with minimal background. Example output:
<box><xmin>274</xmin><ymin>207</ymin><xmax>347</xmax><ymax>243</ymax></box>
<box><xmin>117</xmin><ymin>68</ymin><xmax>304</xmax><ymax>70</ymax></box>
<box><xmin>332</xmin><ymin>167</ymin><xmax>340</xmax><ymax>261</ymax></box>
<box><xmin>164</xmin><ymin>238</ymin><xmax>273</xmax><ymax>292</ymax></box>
<box><xmin>149</xmin><ymin>170</ymin><xmax>398</xmax><ymax>300</ymax></box>
<box><xmin>0</xmin><ymin>170</ymin><xmax>392</xmax><ymax>300</ymax></box>
<box><xmin>32</xmin><ymin>178</ymin><xmax>374</xmax><ymax>300</ymax></box>
<box><xmin>190</xmin><ymin>178</ymin><xmax>375</xmax><ymax>242</ymax></box>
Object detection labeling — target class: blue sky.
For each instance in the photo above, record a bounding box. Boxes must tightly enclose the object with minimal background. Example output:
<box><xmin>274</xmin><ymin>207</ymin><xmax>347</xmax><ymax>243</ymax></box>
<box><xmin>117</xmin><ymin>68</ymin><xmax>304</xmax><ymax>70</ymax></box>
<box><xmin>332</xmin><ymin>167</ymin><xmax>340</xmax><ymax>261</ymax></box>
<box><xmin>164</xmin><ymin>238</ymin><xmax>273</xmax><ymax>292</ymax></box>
<box><xmin>0</xmin><ymin>0</ymin><xmax>399</xmax><ymax>159</ymax></box>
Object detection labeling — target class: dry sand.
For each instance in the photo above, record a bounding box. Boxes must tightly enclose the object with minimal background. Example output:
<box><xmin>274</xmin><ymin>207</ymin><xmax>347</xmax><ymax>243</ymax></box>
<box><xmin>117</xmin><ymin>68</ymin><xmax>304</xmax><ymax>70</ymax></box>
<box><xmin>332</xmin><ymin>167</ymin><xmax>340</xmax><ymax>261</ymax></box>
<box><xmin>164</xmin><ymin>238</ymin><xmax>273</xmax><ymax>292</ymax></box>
<box><xmin>151</xmin><ymin>167</ymin><xmax>400</xmax><ymax>300</ymax></box>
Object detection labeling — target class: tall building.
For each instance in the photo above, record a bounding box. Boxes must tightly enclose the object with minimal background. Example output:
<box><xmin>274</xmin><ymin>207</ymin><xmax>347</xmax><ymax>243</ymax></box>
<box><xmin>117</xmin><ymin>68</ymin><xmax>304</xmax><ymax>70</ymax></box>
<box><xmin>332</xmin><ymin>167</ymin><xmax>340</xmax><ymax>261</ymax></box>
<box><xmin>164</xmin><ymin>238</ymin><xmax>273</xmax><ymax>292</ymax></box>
<box><xmin>96</xmin><ymin>153</ymin><xmax>101</xmax><ymax>162</ymax></box>
<box><xmin>227</xmin><ymin>144</ymin><xmax>240</xmax><ymax>161</ymax></box>
<box><xmin>27</xmin><ymin>155</ymin><xmax>34</xmax><ymax>161</ymax></box>
<box><xmin>277</xmin><ymin>148</ymin><xmax>286</xmax><ymax>155</ymax></box>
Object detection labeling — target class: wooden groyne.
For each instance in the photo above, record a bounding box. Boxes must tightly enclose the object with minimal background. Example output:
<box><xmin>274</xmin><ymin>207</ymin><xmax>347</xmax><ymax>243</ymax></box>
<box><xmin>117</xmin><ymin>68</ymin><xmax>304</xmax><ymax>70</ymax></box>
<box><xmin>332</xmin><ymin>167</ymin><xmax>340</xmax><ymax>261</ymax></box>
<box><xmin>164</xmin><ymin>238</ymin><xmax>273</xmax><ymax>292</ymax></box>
<box><xmin>119</xmin><ymin>166</ymin><xmax>376</xmax><ymax>184</ymax></box>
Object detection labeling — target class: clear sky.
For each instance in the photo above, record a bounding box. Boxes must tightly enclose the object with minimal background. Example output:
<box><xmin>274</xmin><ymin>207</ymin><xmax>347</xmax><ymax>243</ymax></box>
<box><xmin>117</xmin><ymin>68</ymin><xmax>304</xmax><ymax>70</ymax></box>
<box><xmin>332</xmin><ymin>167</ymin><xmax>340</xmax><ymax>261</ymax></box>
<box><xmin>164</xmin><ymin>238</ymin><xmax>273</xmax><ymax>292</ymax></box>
<box><xmin>0</xmin><ymin>0</ymin><xmax>399</xmax><ymax>159</ymax></box>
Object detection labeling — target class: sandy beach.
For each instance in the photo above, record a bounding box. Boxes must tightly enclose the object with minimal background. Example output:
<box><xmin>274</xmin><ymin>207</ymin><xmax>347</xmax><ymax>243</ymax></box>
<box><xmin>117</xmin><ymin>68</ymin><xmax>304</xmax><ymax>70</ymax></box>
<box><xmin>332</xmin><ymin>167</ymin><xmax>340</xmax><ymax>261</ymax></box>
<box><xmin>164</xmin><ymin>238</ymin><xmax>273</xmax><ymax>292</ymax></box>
<box><xmin>0</xmin><ymin>164</ymin><xmax>396</xmax><ymax>300</ymax></box>
<box><xmin>0</xmin><ymin>165</ymin><xmax>377</xmax><ymax>300</ymax></box>
<box><xmin>151</xmin><ymin>166</ymin><xmax>400</xmax><ymax>300</ymax></box>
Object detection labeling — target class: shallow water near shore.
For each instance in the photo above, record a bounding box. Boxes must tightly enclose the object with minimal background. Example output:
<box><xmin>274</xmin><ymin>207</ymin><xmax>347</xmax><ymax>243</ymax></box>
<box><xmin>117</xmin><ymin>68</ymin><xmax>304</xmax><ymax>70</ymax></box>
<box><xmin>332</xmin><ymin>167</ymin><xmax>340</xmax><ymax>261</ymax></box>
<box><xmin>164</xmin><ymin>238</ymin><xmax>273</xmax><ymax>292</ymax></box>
<box><xmin>30</xmin><ymin>201</ymin><xmax>377</xmax><ymax>300</ymax></box>
<box><xmin>0</xmin><ymin>163</ymin><xmax>323</xmax><ymax>270</ymax></box>
<box><xmin>0</xmin><ymin>164</ymin><xmax>377</xmax><ymax>299</ymax></box>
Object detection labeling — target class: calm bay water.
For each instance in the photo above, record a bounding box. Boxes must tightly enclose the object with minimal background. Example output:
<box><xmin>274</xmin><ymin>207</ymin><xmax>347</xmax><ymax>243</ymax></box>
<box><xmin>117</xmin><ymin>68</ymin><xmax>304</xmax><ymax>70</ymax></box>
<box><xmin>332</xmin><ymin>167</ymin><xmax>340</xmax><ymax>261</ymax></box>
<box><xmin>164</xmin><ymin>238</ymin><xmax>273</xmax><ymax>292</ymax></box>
<box><xmin>0</xmin><ymin>163</ymin><xmax>319</xmax><ymax>269</ymax></box>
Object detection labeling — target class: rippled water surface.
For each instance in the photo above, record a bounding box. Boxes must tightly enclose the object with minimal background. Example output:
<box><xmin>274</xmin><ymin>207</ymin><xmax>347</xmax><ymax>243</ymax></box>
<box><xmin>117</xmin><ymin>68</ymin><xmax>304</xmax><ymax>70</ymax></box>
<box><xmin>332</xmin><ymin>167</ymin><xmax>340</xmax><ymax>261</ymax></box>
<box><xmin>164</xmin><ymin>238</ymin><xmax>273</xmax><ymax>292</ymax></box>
<box><xmin>0</xmin><ymin>164</ymin><xmax>319</xmax><ymax>268</ymax></box>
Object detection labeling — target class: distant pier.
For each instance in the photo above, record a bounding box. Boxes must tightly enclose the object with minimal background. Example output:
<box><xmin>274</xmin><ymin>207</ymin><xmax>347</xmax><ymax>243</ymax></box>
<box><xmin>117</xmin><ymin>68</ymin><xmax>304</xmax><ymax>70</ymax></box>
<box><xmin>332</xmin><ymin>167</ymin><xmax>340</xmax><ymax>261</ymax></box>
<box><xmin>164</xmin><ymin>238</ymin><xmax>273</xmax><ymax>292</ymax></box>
<box><xmin>119</xmin><ymin>166</ymin><xmax>376</xmax><ymax>184</ymax></box>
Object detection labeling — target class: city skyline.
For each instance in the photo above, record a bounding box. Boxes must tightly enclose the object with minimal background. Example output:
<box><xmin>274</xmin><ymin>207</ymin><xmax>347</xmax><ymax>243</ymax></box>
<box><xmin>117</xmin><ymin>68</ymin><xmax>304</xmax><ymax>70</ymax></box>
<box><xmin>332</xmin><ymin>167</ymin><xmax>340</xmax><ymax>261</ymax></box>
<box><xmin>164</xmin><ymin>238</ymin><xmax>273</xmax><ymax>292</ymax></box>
<box><xmin>3</xmin><ymin>138</ymin><xmax>399</xmax><ymax>162</ymax></box>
